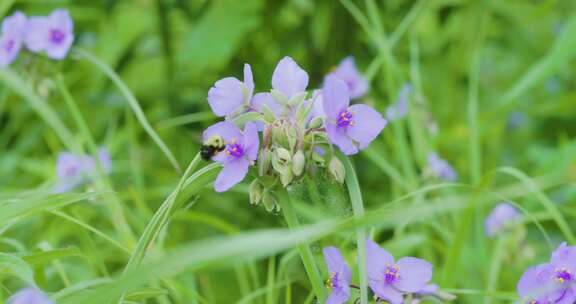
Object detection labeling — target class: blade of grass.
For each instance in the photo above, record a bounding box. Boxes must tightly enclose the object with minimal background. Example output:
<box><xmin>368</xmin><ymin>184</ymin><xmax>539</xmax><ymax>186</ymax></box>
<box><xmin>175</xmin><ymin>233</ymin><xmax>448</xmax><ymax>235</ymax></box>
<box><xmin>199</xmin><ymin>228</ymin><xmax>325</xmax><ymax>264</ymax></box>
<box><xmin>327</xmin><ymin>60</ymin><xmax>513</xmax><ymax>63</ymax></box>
<box><xmin>74</xmin><ymin>48</ymin><xmax>181</xmax><ymax>173</ymax></box>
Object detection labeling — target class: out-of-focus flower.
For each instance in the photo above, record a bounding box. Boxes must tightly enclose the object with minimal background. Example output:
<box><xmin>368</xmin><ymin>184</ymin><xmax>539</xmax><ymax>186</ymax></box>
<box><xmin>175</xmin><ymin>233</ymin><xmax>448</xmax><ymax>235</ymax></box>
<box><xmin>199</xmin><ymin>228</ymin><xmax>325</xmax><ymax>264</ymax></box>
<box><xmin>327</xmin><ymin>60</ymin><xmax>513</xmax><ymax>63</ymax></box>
<box><xmin>322</xmin><ymin>76</ymin><xmax>386</xmax><ymax>155</ymax></box>
<box><xmin>507</xmin><ymin>111</ymin><xmax>528</xmax><ymax>130</ymax></box>
<box><xmin>8</xmin><ymin>287</ymin><xmax>53</xmax><ymax>304</ymax></box>
<box><xmin>386</xmin><ymin>84</ymin><xmax>411</xmax><ymax>121</ymax></box>
<box><xmin>25</xmin><ymin>9</ymin><xmax>74</xmax><ymax>60</ymax></box>
<box><xmin>427</xmin><ymin>152</ymin><xmax>457</xmax><ymax>181</ymax></box>
<box><xmin>485</xmin><ymin>203</ymin><xmax>521</xmax><ymax>237</ymax></box>
<box><xmin>323</xmin><ymin>247</ymin><xmax>351</xmax><ymax>304</ymax></box>
<box><xmin>0</xmin><ymin>11</ymin><xmax>27</xmax><ymax>67</ymax></box>
<box><xmin>326</xmin><ymin>56</ymin><xmax>368</xmax><ymax>99</ymax></box>
<box><xmin>208</xmin><ymin>64</ymin><xmax>254</xmax><ymax>117</ymax></box>
<box><xmin>272</xmin><ymin>56</ymin><xmax>309</xmax><ymax>101</ymax></box>
<box><xmin>53</xmin><ymin>148</ymin><xmax>112</xmax><ymax>193</ymax></box>
<box><xmin>203</xmin><ymin>121</ymin><xmax>259</xmax><ymax>192</ymax></box>
<box><xmin>517</xmin><ymin>242</ymin><xmax>576</xmax><ymax>303</ymax></box>
<box><xmin>366</xmin><ymin>239</ymin><xmax>433</xmax><ymax>304</ymax></box>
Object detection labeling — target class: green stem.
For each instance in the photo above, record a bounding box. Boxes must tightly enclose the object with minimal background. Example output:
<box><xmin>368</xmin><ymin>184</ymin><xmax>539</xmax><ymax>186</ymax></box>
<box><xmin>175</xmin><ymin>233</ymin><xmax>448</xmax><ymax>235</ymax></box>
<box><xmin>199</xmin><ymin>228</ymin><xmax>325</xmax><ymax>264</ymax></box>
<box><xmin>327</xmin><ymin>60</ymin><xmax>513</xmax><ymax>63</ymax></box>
<box><xmin>484</xmin><ymin>236</ymin><xmax>506</xmax><ymax>304</ymax></box>
<box><xmin>340</xmin><ymin>155</ymin><xmax>368</xmax><ymax>304</ymax></box>
<box><xmin>278</xmin><ymin>191</ymin><xmax>326</xmax><ymax>302</ymax></box>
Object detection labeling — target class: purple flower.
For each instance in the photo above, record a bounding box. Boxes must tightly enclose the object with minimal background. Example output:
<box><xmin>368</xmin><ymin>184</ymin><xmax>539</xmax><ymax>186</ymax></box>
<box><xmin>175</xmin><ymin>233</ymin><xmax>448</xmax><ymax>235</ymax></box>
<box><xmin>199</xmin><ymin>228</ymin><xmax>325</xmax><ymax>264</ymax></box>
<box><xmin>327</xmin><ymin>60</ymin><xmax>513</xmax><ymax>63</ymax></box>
<box><xmin>427</xmin><ymin>152</ymin><xmax>457</xmax><ymax>181</ymax></box>
<box><xmin>517</xmin><ymin>243</ymin><xmax>576</xmax><ymax>303</ymax></box>
<box><xmin>322</xmin><ymin>76</ymin><xmax>386</xmax><ymax>155</ymax></box>
<box><xmin>366</xmin><ymin>239</ymin><xmax>433</xmax><ymax>304</ymax></box>
<box><xmin>485</xmin><ymin>203</ymin><xmax>521</xmax><ymax>237</ymax></box>
<box><xmin>323</xmin><ymin>247</ymin><xmax>352</xmax><ymax>304</ymax></box>
<box><xmin>326</xmin><ymin>56</ymin><xmax>369</xmax><ymax>99</ymax></box>
<box><xmin>386</xmin><ymin>84</ymin><xmax>411</xmax><ymax>121</ymax></box>
<box><xmin>207</xmin><ymin>64</ymin><xmax>254</xmax><ymax>117</ymax></box>
<box><xmin>25</xmin><ymin>9</ymin><xmax>74</xmax><ymax>60</ymax></box>
<box><xmin>272</xmin><ymin>56</ymin><xmax>309</xmax><ymax>100</ymax></box>
<box><xmin>203</xmin><ymin>121</ymin><xmax>259</xmax><ymax>192</ymax></box>
<box><xmin>0</xmin><ymin>11</ymin><xmax>27</xmax><ymax>67</ymax></box>
<box><xmin>53</xmin><ymin>149</ymin><xmax>112</xmax><ymax>193</ymax></box>
<box><xmin>8</xmin><ymin>287</ymin><xmax>53</xmax><ymax>304</ymax></box>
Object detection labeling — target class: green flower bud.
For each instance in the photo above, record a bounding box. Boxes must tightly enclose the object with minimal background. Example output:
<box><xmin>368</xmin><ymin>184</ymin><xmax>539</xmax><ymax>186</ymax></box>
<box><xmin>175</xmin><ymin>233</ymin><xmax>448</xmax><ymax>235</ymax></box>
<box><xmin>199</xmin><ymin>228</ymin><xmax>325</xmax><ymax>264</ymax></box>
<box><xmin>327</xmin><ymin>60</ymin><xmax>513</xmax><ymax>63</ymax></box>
<box><xmin>262</xmin><ymin>190</ymin><xmax>279</xmax><ymax>212</ymax></box>
<box><xmin>308</xmin><ymin>116</ymin><xmax>324</xmax><ymax>129</ymax></box>
<box><xmin>292</xmin><ymin>150</ymin><xmax>305</xmax><ymax>176</ymax></box>
<box><xmin>272</xmin><ymin>148</ymin><xmax>293</xmax><ymax>187</ymax></box>
<box><xmin>328</xmin><ymin>157</ymin><xmax>346</xmax><ymax>184</ymax></box>
<box><xmin>271</xmin><ymin>89</ymin><xmax>289</xmax><ymax>105</ymax></box>
<box><xmin>258</xmin><ymin>149</ymin><xmax>271</xmax><ymax>176</ymax></box>
<box><xmin>249</xmin><ymin>180</ymin><xmax>263</xmax><ymax>205</ymax></box>
<box><xmin>288</xmin><ymin>91</ymin><xmax>307</xmax><ymax>106</ymax></box>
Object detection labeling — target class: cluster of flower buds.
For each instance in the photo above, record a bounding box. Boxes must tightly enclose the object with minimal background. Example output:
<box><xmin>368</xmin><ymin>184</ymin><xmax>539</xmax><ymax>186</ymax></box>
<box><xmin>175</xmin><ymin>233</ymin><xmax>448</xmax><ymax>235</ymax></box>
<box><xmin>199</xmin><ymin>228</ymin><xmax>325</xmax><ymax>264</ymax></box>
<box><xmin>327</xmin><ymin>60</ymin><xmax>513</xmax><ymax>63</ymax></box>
<box><xmin>0</xmin><ymin>9</ymin><xmax>73</xmax><ymax>67</ymax></box>
<box><xmin>200</xmin><ymin>56</ymin><xmax>387</xmax><ymax>210</ymax></box>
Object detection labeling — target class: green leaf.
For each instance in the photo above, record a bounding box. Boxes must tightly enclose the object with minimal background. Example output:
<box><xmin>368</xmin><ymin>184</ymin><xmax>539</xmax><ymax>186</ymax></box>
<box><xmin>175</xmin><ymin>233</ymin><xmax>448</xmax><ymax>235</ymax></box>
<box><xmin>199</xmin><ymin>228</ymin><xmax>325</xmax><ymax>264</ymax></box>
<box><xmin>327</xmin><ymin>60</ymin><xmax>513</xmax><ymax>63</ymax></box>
<box><xmin>0</xmin><ymin>253</ymin><xmax>35</xmax><ymax>285</ymax></box>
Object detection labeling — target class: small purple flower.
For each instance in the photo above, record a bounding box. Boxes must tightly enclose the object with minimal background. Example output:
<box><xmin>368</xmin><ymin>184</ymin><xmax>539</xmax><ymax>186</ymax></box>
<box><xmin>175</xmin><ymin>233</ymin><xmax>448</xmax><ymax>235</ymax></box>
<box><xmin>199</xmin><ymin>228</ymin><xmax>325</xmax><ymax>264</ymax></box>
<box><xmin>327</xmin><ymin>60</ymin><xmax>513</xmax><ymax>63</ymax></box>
<box><xmin>427</xmin><ymin>152</ymin><xmax>457</xmax><ymax>181</ymax></box>
<box><xmin>25</xmin><ymin>9</ymin><xmax>74</xmax><ymax>60</ymax></box>
<box><xmin>326</xmin><ymin>56</ymin><xmax>369</xmax><ymax>99</ymax></box>
<box><xmin>8</xmin><ymin>287</ymin><xmax>53</xmax><ymax>304</ymax></box>
<box><xmin>386</xmin><ymin>84</ymin><xmax>411</xmax><ymax>121</ymax></box>
<box><xmin>53</xmin><ymin>149</ymin><xmax>112</xmax><ymax>193</ymax></box>
<box><xmin>366</xmin><ymin>239</ymin><xmax>433</xmax><ymax>304</ymax></box>
<box><xmin>207</xmin><ymin>64</ymin><xmax>254</xmax><ymax>117</ymax></box>
<box><xmin>203</xmin><ymin>121</ymin><xmax>259</xmax><ymax>192</ymax></box>
<box><xmin>485</xmin><ymin>203</ymin><xmax>521</xmax><ymax>237</ymax></box>
<box><xmin>272</xmin><ymin>56</ymin><xmax>309</xmax><ymax>100</ymax></box>
<box><xmin>0</xmin><ymin>11</ymin><xmax>27</xmax><ymax>67</ymax></box>
<box><xmin>323</xmin><ymin>247</ymin><xmax>352</xmax><ymax>304</ymax></box>
<box><xmin>322</xmin><ymin>76</ymin><xmax>386</xmax><ymax>155</ymax></box>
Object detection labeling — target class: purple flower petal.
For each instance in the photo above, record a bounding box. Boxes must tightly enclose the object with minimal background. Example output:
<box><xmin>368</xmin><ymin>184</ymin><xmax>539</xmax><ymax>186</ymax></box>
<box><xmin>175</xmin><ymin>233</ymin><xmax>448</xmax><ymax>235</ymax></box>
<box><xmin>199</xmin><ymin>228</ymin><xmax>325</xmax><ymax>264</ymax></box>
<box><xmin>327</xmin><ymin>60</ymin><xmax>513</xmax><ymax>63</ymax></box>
<box><xmin>8</xmin><ymin>287</ymin><xmax>53</xmax><ymax>304</ymax></box>
<box><xmin>517</xmin><ymin>263</ymin><xmax>564</xmax><ymax>303</ymax></box>
<box><xmin>214</xmin><ymin>158</ymin><xmax>249</xmax><ymax>192</ymax></box>
<box><xmin>427</xmin><ymin>152</ymin><xmax>458</xmax><ymax>181</ymax></box>
<box><xmin>417</xmin><ymin>284</ymin><xmax>439</xmax><ymax>295</ymax></box>
<box><xmin>251</xmin><ymin>92</ymin><xmax>283</xmax><ymax>117</ymax></box>
<box><xmin>207</xmin><ymin>77</ymin><xmax>246</xmax><ymax>117</ymax></box>
<box><xmin>326</xmin><ymin>288</ymin><xmax>350</xmax><ymax>304</ymax></box>
<box><xmin>243</xmin><ymin>122</ymin><xmax>259</xmax><ymax>161</ymax></box>
<box><xmin>373</xmin><ymin>284</ymin><xmax>404</xmax><ymax>304</ymax></box>
<box><xmin>322</xmin><ymin>76</ymin><xmax>350</xmax><ymax>119</ymax></box>
<box><xmin>323</xmin><ymin>247</ymin><xmax>346</xmax><ymax>275</ymax></box>
<box><xmin>326</xmin><ymin>56</ymin><xmax>369</xmax><ymax>99</ymax></box>
<box><xmin>203</xmin><ymin>121</ymin><xmax>243</xmax><ymax>143</ymax></box>
<box><xmin>551</xmin><ymin>242</ymin><xmax>576</xmax><ymax>273</ymax></box>
<box><xmin>24</xmin><ymin>16</ymin><xmax>48</xmax><ymax>52</ymax></box>
<box><xmin>347</xmin><ymin>104</ymin><xmax>386</xmax><ymax>150</ymax></box>
<box><xmin>272</xmin><ymin>56</ymin><xmax>308</xmax><ymax>99</ymax></box>
<box><xmin>386</xmin><ymin>84</ymin><xmax>411</xmax><ymax>121</ymax></box>
<box><xmin>325</xmin><ymin>123</ymin><xmax>358</xmax><ymax>155</ymax></box>
<box><xmin>243</xmin><ymin>63</ymin><xmax>254</xmax><ymax>98</ymax></box>
<box><xmin>323</xmin><ymin>247</ymin><xmax>351</xmax><ymax>304</ymax></box>
<box><xmin>366</xmin><ymin>239</ymin><xmax>394</xmax><ymax>282</ymax></box>
<box><xmin>395</xmin><ymin>257</ymin><xmax>433</xmax><ymax>293</ymax></box>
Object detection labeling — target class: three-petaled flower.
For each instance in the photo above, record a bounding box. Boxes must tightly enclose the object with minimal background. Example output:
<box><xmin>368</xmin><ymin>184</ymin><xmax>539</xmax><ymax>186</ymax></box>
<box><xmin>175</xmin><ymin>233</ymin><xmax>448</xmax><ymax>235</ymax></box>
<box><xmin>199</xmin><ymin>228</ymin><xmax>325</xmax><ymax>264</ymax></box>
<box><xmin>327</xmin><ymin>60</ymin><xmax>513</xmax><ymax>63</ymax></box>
<box><xmin>202</xmin><ymin>121</ymin><xmax>259</xmax><ymax>192</ymax></box>
<box><xmin>366</xmin><ymin>239</ymin><xmax>433</xmax><ymax>304</ymax></box>
<box><xmin>25</xmin><ymin>9</ymin><xmax>74</xmax><ymax>60</ymax></box>
<box><xmin>0</xmin><ymin>11</ymin><xmax>27</xmax><ymax>67</ymax></box>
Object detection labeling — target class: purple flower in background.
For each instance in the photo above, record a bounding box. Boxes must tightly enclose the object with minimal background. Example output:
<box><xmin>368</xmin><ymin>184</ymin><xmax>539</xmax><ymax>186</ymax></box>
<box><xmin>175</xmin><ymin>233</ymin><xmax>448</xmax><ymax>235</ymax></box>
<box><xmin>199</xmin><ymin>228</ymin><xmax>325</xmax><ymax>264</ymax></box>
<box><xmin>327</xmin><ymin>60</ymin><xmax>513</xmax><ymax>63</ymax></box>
<box><xmin>386</xmin><ymin>84</ymin><xmax>411</xmax><ymax>121</ymax></box>
<box><xmin>326</xmin><ymin>56</ymin><xmax>368</xmax><ymax>99</ymax></box>
<box><xmin>25</xmin><ymin>9</ymin><xmax>74</xmax><ymax>60</ymax></box>
<box><xmin>8</xmin><ymin>287</ymin><xmax>53</xmax><ymax>304</ymax></box>
<box><xmin>53</xmin><ymin>148</ymin><xmax>112</xmax><ymax>193</ymax></box>
<box><xmin>366</xmin><ymin>239</ymin><xmax>433</xmax><ymax>304</ymax></box>
<box><xmin>203</xmin><ymin>121</ymin><xmax>259</xmax><ymax>192</ymax></box>
<box><xmin>427</xmin><ymin>152</ymin><xmax>457</xmax><ymax>181</ymax></box>
<box><xmin>517</xmin><ymin>243</ymin><xmax>576</xmax><ymax>303</ymax></box>
<box><xmin>322</xmin><ymin>76</ymin><xmax>386</xmax><ymax>155</ymax></box>
<box><xmin>485</xmin><ymin>203</ymin><xmax>521</xmax><ymax>237</ymax></box>
<box><xmin>272</xmin><ymin>56</ymin><xmax>309</xmax><ymax>100</ymax></box>
<box><xmin>0</xmin><ymin>11</ymin><xmax>27</xmax><ymax>67</ymax></box>
<box><xmin>323</xmin><ymin>247</ymin><xmax>351</xmax><ymax>304</ymax></box>
<box><xmin>208</xmin><ymin>64</ymin><xmax>254</xmax><ymax>117</ymax></box>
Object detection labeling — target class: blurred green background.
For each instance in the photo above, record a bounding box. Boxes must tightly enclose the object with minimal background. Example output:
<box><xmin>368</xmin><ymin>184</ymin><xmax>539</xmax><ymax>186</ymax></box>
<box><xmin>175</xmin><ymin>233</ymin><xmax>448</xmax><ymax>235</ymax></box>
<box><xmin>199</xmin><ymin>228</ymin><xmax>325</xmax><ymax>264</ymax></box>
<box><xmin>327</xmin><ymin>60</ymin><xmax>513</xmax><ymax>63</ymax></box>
<box><xmin>1</xmin><ymin>0</ymin><xmax>576</xmax><ymax>303</ymax></box>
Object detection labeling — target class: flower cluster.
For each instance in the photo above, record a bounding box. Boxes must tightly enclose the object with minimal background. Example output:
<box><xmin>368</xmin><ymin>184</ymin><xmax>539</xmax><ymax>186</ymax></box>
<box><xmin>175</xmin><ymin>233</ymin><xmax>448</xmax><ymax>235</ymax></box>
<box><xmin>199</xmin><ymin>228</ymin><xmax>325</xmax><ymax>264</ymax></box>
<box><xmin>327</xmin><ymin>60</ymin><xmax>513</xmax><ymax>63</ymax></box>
<box><xmin>53</xmin><ymin>148</ymin><xmax>111</xmax><ymax>193</ymax></box>
<box><xmin>201</xmin><ymin>56</ymin><xmax>386</xmax><ymax>199</ymax></box>
<box><xmin>323</xmin><ymin>240</ymin><xmax>448</xmax><ymax>304</ymax></box>
<box><xmin>517</xmin><ymin>242</ymin><xmax>576</xmax><ymax>303</ymax></box>
<box><xmin>0</xmin><ymin>9</ymin><xmax>73</xmax><ymax>67</ymax></box>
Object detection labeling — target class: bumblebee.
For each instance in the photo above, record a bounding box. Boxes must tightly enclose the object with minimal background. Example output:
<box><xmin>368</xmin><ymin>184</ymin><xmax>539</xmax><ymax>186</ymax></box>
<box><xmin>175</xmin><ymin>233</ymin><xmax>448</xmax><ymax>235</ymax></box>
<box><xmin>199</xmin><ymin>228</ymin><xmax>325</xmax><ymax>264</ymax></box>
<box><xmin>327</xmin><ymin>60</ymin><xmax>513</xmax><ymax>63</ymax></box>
<box><xmin>201</xmin><ymin>135</ymin><xmax>225</xmax><ymax>161</ymax></box>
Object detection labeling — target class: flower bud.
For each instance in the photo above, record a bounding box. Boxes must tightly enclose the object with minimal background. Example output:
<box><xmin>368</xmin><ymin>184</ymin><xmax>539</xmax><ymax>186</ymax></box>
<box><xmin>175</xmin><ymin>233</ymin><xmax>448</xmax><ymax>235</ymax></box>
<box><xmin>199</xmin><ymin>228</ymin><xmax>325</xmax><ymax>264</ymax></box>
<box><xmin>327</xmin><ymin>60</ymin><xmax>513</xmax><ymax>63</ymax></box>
<box><xmin>271</xmin><ymin>89</ymin><xmax>289</xmax><ymax>105</ymax></box>
<box><xmin>258</xmin><ymin>149</ymin><xmax>271</xmax><ymax>176</ymax></box>
<box><xmin>262</xmin><ymin>190</ymin><xmax>279</xmax><ymax>212</ymax></box>
<box><xmin>308</xmin><ymin>116</ymin><xmax>323</xmax><ymax>129</ymax></box>
<box><xmin>288</xmin><ymin>91</ymin><xmax>307</xmax><ymax>106</ymax></box>
<box><xmin>249</xmin><ymin>180</ymin><xmax>263</xmax><ymax>205</ymax></box>
<box><xmin>292</xmin><ymin>150</ymin><xmax>305</xmax><ymax>176</ymax></box>
<box><xmin>328</xmin><ymin>157</ymin><xmax>345</xmax><ymax>184</ymax></box>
